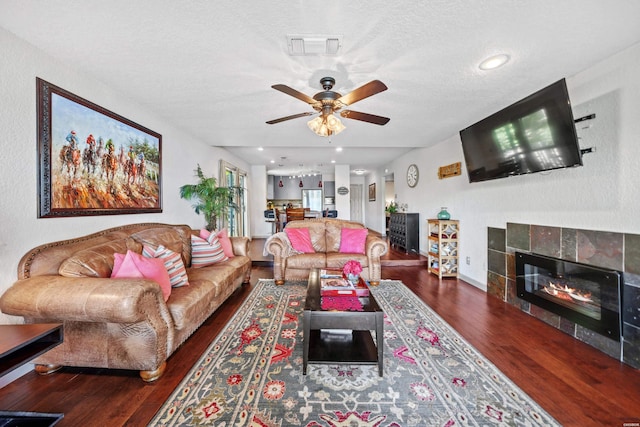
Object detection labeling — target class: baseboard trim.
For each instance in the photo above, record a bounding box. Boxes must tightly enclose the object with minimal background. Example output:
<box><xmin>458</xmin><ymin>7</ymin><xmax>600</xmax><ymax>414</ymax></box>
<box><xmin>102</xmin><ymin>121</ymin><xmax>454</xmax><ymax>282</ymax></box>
<box><xmin>459</xmin><ymin>273</ymin><xmax>486</xmax><ymax>292</ymax></box>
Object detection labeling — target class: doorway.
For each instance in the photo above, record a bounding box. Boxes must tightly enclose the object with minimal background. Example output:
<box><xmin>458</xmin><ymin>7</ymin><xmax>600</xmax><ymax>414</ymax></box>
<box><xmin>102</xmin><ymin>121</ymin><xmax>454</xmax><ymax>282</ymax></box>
<box><xmin>384</xmin><ymin>173</ymin><xmax>395</xmax><ymax>236</ymax></box>
<box><xmin>350</xmin><ymin>184</ymin><xmax>363</xmax><ymax>223</ymax></box>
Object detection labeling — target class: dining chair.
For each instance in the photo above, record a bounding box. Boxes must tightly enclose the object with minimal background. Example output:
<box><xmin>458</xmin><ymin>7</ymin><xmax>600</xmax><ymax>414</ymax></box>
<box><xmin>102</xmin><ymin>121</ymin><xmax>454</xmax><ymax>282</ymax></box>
<box><xmin>286</xmin><ymin>208</ymin><xmax>305</xmax><ymax>224</ymax></box>
<box><xmin>265</xmin><ymin>208</ymin><xmax>281</xmax><ymax>234</ymax></box>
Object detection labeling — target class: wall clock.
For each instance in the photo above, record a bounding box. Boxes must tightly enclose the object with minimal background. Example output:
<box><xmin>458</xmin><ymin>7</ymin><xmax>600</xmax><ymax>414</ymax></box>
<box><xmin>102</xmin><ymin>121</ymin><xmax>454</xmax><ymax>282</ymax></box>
<box><xmin>407</xmin><ymin>164</ymin><xmax>419</xmax><ymax>188</ymax></box>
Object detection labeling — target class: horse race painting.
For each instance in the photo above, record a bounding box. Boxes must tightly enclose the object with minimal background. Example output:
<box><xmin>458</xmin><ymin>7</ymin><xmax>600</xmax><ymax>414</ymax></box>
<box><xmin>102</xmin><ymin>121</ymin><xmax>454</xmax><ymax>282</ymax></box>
<box><xmin>37</xmin><ymin>78</ymin><xmax>162</xmax><ymax>217</ymax></box>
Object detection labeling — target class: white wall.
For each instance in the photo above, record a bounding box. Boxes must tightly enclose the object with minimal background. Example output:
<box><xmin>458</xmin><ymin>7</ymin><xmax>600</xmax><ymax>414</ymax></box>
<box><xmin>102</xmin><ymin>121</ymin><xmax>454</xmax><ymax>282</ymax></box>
<box><xmin>385</xmin><ymin>41</ymin><xmax>640</xmax><ymax>289</ymax></box>
<box><xmin>364</xmin><ymin>170</ymin><xmax>386</xmax><ymax>235</ymax></box>
<box><xmin>251</xmin><ymin>165</ymin><xmax>270</xmax><ymax>238</ymax></box>
<box><xmin>0</xmin><ymin>28</ymin><xmax>249</xmax><ymax>323</ymax></box>
<box><xmin>334</xmin><ymin>165</ymin><xmax>351</xmax><ymax>219</ymax></box>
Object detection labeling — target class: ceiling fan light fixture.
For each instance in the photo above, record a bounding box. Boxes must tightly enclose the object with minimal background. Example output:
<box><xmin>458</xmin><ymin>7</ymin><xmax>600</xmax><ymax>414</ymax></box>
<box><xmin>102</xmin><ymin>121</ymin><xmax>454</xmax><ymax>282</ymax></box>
<box><xmin>326</xmin><ymin>114</ymin><xmax>338</xmax><ymax>127</ymax></box>
<box><xmin>307</xmin><ymin>116</ymin><xmax>324</xmax><ymax>134</ymax></box>
<box><xmin>307</xmin><ymin>114</ymin><xmax>345</xmax><ymax>137</ymax></box>
<box><xmin>329</xmin><ymin>117</ymin><xmax>346</xmax><ymax>134</ymax></box>
<box><xmin>268</xmin><ymin>77</ymin><xmax>388</xmax><ymax>135</ymax></box>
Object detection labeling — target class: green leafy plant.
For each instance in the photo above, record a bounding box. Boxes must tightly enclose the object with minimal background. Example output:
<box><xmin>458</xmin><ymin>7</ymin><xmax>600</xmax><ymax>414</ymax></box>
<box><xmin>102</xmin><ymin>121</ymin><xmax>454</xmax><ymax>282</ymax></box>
<box><xmin>179</xmin><ymin>164</ymin><xmax>241</xmax><ymax>231</ymax></box>
<box><xmin>386</xmin><ymin>201</ymin><xmax>398</xmax><ymax>213</ymax></box>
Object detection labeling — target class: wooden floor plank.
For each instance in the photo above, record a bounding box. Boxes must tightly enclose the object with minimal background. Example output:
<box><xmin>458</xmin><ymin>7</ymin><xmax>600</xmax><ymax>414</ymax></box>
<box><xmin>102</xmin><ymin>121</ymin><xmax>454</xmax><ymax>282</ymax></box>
<box><xmin>0</xmin><ymin>241</ymin><xmax>638</xmax><ymax>426</ymax></box>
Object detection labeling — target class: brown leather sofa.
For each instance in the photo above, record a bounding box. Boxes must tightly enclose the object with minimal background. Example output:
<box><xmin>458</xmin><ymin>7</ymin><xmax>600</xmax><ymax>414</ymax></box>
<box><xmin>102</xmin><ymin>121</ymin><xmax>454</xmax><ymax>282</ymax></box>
<box><xmin>0</xmin><ymin>223</ymin><xmax>251</xmax><ymax>382</ymax></box>
<box><xmin>264</xmin><ymin>218</ymin><xmax>388</xmax><ymax>285</ymax></box>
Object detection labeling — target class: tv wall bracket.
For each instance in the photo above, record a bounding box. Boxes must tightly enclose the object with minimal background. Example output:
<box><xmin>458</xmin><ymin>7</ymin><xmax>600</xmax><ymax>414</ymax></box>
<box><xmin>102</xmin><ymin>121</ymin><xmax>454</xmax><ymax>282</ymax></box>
<box><xmin>574</xmin><ymin>113</ymin><xmax>596</xmax><ymax>156</ymax></box>
<box><xmin>574</xmin><ymin>113</ymin><xmax>596</xmax><ymax>123</ymax></box>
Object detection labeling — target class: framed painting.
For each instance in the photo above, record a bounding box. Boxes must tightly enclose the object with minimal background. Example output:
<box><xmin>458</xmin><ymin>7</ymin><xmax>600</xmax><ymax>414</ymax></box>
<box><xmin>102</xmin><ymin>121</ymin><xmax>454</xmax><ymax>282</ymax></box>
<box><xmin>368</xmin><ymin>183</ymin><xmax>376</xmax><ymax>201</ymax></box>
<box><xmin>37</xmin><ymin>78</ymin><xmax>162</xmax><ymax>218</ymax></box>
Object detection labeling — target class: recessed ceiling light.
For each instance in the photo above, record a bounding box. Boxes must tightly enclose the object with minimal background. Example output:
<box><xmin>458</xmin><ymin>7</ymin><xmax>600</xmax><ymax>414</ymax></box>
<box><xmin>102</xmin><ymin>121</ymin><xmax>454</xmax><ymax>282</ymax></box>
<box><xmin>354</xmin><ymin>169</ymin><xmax>365</xmax><ymax>175</ymax></box>
<box><xmin>331</xmin><ymin>160</ymin><xmax>336</xmax><ymax>164</ymax></box>
<box><xmin>258</xmin><ymin>147</ymin><xmax>264</xmax><ymax>151</ymax></box>
<box><xmin>479</xmin><ymin>53</ymin><xmax>510</xmax><ymax>70</ymax></box>
<box><xmin>270</xmin><ymin>160</ymin><xmax>275</xmax><ymax>163</ymax></box>
<box><xmin>336</xmin><ymin>147</ymin><xmax>343</xmax><ymax>152</ymax></box>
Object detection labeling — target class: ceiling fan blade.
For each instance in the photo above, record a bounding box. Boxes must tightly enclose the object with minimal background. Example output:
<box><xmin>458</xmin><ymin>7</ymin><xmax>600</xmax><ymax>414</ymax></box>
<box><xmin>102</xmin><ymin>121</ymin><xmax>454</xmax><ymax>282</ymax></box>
<box><xmin>340</xmin><ymin>110</ymin><xmax>390</xmax><ymax>125</ymax></box>
<box><xmin>271</xmin><ymin>84</ymin><xmax>317</xmax><ymax>104</ymax></box>
<box><xmin>266</xmin><ymin>112</ymin><xmax>314</xmax><ymax>124</ymax></box>
<box><xmin>336</xmin><ymin>80</ymin><xmax>388</xmax><ymax>106</ymax></box>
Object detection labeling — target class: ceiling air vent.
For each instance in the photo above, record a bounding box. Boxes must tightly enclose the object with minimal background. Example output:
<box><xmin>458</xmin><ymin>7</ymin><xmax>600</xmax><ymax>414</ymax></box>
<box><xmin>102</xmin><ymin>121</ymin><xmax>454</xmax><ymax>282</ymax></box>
<box><xmin>287</xmin><ymin>34</ymin><xmax>343</xmax><ymax>56</ymax></box>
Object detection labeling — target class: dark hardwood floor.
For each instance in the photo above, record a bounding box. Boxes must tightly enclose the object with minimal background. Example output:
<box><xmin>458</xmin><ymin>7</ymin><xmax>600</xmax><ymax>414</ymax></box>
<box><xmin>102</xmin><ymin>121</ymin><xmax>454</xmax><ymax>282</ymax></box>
<box><xmin>1</xmin><ymin>239</ymin><xmax>639</xmax><ymax>426</ymax></box>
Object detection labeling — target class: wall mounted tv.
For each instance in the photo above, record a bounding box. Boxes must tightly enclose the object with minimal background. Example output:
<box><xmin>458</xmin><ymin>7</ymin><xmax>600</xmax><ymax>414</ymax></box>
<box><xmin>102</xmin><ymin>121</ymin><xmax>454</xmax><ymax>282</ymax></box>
<box><xmin>459</xmin><ymin>78</ymin><xmax>582</xmax><ymax>183</ymax></box>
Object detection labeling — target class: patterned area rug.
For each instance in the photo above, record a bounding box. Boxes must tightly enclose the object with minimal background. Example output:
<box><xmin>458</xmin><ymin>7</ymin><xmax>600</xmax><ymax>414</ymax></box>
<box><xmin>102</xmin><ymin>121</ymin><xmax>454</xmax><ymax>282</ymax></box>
<box><xmin>149</xmin><ymin>280</ymin><xmax>559</xmax><ymax>426</ymax></box>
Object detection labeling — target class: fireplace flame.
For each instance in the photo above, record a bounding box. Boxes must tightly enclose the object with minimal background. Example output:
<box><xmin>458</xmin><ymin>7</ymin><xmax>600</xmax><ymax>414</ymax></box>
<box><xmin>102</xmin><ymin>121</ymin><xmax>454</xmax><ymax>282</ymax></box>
<box><xmin>543</xmin><ymin>282</ymin><xmax>593</xmax><ymax>302</ymax></box>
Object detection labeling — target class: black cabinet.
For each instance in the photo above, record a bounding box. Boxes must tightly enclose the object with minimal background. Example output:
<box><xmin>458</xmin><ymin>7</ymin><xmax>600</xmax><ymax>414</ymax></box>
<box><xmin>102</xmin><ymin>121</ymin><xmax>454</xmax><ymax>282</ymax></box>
<box><xmin>388</xmin><ymin>213</ymin><xmax>419</xmax><ymax>253</ymax></box>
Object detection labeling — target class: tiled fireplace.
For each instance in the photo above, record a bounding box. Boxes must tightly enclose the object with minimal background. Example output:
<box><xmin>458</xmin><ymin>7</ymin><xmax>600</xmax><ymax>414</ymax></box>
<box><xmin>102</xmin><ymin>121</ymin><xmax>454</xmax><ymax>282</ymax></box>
<box><xmin>487</xmin><ymin>223</ymin><xmax>640</xmax><ymax>369</ymax></box>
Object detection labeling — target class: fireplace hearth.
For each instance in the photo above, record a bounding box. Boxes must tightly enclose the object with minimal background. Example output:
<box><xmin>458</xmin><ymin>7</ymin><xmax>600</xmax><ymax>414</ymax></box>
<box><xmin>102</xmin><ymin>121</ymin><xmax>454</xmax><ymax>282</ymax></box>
<box><xmin>515</xmin><ymin>252</ymin><xmax>623</xmax><ymax>341</ymax></box>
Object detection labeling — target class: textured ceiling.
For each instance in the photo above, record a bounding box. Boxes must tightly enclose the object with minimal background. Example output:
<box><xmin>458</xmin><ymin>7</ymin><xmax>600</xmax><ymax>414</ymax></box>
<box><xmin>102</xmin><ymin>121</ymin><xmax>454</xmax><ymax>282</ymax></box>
<box><xmin>2</xmin><ymin>0</ymin><xmax>640</xmax><ymax>176</ymax></box>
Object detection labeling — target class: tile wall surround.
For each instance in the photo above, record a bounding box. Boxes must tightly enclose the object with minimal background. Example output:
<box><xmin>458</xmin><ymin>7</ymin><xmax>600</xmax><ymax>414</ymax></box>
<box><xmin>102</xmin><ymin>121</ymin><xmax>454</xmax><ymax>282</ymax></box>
<box><xmin>487</xmin><ymin>223</ymin><xmax>640</xmax><ymax>369</ymax></box>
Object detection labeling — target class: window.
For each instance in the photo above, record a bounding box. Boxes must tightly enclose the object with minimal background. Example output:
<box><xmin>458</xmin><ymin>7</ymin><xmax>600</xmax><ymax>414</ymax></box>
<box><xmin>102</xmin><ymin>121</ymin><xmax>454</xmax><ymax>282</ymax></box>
<box><xmin>220</xmin><ymin>160</ymin><xmax>248</xmax><ymax>237</ymax></box>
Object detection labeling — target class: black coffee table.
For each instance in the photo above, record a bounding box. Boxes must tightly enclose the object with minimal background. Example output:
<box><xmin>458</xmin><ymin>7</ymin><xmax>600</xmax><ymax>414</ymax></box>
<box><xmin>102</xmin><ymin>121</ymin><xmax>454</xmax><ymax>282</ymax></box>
<box><xmin>302</xmin><ymin>269</ymin><xmax>384</xmax><ymax>376</ymax></box>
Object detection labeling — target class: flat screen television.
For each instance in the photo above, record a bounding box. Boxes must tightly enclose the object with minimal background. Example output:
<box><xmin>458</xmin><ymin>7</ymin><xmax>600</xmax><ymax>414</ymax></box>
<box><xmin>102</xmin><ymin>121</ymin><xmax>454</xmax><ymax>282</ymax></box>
<box><xmin>459</xmin><ymin>78</ymin><xmax>582</xmax><ymax>183</ymax></box>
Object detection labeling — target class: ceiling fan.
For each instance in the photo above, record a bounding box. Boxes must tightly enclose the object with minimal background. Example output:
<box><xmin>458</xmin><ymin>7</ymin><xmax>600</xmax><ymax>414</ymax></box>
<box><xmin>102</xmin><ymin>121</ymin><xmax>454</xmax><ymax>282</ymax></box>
<box><xmin>266</xmin><ymin>77</ymin><xmax>390</xmax><ymax>136</ymax></box>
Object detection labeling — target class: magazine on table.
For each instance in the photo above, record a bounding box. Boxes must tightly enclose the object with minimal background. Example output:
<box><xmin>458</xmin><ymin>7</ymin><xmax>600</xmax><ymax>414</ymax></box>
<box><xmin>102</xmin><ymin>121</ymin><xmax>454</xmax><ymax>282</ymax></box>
<box><xmin>320</xmin><ymin>277</ymin><xmax>357</xmax><ymax>296</ymax></box>
<box><xmin>320</xmin><ymin>276</ymin><xmax>370</xmax><ymax>297</ymax></box>
<box><xmin>319</xmin><ymin>269</ymin><xmax>342</xmax><ymax>279</ymax></box>
<box><xmin>350</xmin><ymin>277</ymin><xmax>370</xmax><ymax>297</ymax></box>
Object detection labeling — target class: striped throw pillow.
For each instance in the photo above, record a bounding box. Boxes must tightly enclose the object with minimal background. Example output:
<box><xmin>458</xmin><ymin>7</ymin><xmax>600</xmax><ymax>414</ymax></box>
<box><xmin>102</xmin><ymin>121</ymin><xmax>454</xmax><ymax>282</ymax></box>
<box><xmin>142</xmin><ymin>244</ymin><xmax>189</xmax><ymax>288</ymax></box>
<box><xmin>191</xmin><ymin>232</ymin><xmax>228</xmax><ymax>268</ymax></box>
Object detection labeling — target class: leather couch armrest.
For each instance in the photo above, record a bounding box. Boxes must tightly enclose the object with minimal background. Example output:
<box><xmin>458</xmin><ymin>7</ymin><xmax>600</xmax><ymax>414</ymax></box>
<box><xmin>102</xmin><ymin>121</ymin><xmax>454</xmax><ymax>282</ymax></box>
<box><xmin>365</xmin><ymin>235</ymin><xmax>388</xmax><ymax>285</ymax></box>
<box><xmin>0</xmin><ymin>275</ymin><xmax>171</xmax><ymax>324</ymax></box>
<box><xmin>230</xmin><ymin>236</ymin><xmax>250</xmax><ymax>257</ymax></box>
<box><xmin>264</xmin><ymin>232</ymin><xmax>289</xmax><ymax>256</ymax></box>
<box><xmin>365</xmin><ymin>234</ymin><xmax>388</xmax><ymax>259</ymax></box>
<box><xmin>264</xmin><ymin>232</ymin><xmax>291</xmax><ymax>283</ymax></box>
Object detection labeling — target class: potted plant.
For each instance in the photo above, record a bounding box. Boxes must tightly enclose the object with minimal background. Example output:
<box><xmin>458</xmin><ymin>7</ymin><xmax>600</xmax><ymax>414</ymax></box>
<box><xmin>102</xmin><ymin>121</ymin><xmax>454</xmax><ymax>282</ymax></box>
<box><xmin>386</xmin><ymin>201</ymin><xmax>398</xmax><ymax>214</ymax></box>
<box><xmin>179</xmin><ymin>164</ymin><xmax>241</xmax><ymax>231</ymax></box>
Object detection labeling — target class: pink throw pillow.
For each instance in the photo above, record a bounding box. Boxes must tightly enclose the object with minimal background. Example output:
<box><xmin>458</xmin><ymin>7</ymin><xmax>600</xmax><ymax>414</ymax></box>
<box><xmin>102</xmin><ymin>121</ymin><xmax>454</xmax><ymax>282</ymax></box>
<box><xmin>216</xmin><ymin>228</ymin><xmax>235</xmax><ymax>258</ymax></box>
<box><xmin>200</xmin><ymin>228</ymin><xmax>234</xmax><ymax>258</ymax></box>
<box><xmin>339</xmin><ymin>228</ymin><xmax>368</xmax><ymax>254</ymax></box>
<box><xmin>111</xmin><ymin>251</ymin><xmax>171</xmax><ymax>301</ymax></box>
<box><xmin>285</xmin><ymin>228</ymin><xmax>315</xmax><ymax>253</ymax></box>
